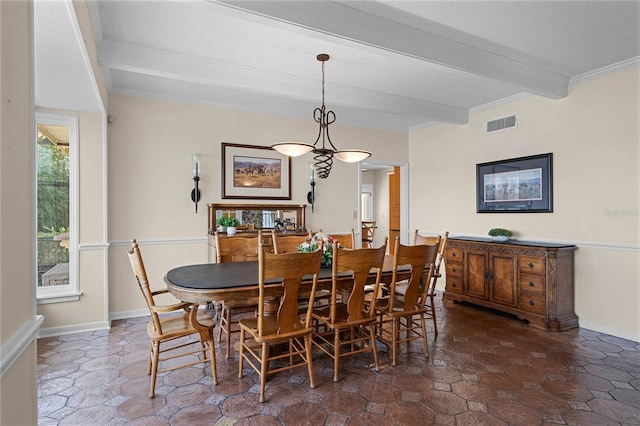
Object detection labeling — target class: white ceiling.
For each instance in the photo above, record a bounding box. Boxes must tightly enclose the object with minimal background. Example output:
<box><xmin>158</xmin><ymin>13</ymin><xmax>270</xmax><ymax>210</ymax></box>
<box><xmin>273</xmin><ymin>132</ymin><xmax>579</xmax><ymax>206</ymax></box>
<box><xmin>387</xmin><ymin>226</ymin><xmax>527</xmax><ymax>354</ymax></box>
<box><xmin>35</xmin><ymin>1</ymin><xmax>639</xmax><ymax>132</ymax></box>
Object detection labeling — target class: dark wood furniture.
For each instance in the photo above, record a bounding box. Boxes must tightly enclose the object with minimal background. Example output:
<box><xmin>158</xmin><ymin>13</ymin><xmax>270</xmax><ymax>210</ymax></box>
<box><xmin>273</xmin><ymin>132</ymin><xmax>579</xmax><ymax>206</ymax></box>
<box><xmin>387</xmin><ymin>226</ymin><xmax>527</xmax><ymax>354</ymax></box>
<box><xmin>207</xmin><ymin>203</ymin><xmax>308</xmax><ymax>263</ymax></box>
<box><xmin>444</xmin><ymin>237</ymin><xmax>578</xmax><ymax>331</ymax></box>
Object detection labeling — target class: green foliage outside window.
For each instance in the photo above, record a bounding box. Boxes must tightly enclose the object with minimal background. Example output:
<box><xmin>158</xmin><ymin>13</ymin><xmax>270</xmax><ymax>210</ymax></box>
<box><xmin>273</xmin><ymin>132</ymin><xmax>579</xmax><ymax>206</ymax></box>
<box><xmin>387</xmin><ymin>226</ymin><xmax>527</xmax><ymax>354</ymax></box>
<box><xmin>37</xmin><ymin>136</ymin><xmax>69</xmax><ymax>272</ymax></box>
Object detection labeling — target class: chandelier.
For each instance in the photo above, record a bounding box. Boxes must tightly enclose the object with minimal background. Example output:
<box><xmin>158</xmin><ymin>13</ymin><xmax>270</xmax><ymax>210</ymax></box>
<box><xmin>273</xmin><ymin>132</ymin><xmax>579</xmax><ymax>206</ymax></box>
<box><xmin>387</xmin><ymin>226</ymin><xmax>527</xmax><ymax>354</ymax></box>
<box><xmin>272</xmin><ymin>54</ymin><xmax>371</xmax><ymax>179</ymax></box>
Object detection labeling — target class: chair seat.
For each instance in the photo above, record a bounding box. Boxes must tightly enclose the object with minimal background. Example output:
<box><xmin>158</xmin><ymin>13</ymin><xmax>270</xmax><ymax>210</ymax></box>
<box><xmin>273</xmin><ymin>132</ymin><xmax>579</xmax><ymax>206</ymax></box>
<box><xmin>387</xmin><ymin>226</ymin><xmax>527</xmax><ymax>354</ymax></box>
<box><xmin>240</xmin><ymin>317</ymin><xmax>312</xmax><ymax>344</ymax></box>
<box><xmin>147</xmin><ymin>311</ymin><xmax>214</xmax><ymax>340</ymax></box>
<box><xmin>312</xmin><ymin>303</ymin><xmax>376</xmax><ymax>329</ymax></box>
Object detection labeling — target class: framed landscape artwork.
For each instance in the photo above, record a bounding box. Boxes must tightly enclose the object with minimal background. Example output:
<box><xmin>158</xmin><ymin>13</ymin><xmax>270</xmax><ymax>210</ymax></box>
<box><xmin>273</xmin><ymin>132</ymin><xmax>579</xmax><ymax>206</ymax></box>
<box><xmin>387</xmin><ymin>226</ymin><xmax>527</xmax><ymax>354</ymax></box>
<box><xmin>476</xmin><ymin>153</ymin><xmax>553</xmax><ymax>213</ymax></box>
<box><xmin>222</xmin><ymin>143</ymin><xmax>292</xmax><ymax>200</ymax></box>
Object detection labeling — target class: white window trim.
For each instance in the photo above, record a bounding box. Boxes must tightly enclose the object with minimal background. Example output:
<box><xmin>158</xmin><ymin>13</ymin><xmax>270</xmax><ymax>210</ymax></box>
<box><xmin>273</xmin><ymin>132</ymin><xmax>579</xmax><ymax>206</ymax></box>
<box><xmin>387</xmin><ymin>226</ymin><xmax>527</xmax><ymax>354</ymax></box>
<box><xmin>35</xmin><ymin>112</ymin><xmax>80</xmax><ymax>303</ymax></box>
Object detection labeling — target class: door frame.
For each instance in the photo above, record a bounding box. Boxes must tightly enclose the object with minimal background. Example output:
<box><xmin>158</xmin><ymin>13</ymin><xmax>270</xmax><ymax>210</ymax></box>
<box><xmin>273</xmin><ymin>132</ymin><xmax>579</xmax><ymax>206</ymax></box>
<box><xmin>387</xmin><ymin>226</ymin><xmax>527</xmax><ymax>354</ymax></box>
<box><xmin>357</xmin><ymin>160</ymin><xmax>409</xmax><ymax>247</ymax></box>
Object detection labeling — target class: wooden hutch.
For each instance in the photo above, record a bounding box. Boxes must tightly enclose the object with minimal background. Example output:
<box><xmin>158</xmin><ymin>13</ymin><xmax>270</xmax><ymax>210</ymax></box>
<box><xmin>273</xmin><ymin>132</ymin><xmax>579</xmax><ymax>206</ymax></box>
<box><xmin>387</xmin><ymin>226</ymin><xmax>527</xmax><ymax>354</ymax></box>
<box><xmin>207</xmin><ymin>203</ymin><xmax>308</xmax><ymax>263</ymax></box>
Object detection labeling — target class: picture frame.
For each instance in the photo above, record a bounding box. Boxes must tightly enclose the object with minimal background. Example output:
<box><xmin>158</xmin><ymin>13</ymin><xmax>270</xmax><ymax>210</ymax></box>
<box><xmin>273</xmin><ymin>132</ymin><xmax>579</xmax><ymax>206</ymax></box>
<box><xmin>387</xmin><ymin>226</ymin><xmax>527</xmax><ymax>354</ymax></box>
<box><xmin>476</xmin><ymin>153</ymin><xmax>553</xmax><ymax>213</ymax></box>
<box><xmin>222</xmin><ymin>143</ymin><xmax>292</xmax><ymax>200</ymax></box>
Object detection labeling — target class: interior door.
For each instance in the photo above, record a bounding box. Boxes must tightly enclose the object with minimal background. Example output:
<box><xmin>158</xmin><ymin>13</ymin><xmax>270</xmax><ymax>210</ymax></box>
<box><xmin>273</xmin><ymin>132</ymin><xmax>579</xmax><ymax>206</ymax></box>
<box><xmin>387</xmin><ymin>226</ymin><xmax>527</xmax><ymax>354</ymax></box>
<box><xmin>388</xmin><ymin>166</ymin><xmax>400</xmax><ymax>254</ymax></box>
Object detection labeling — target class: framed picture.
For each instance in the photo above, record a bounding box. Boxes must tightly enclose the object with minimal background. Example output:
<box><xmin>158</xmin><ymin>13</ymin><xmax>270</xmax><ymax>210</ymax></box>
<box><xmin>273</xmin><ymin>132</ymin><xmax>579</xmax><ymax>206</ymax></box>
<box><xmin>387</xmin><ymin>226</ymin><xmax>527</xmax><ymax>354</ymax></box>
<box><xmin>222</xmin><ymin>143</ymin><xmax>291</xmax><ymax>200</ymax></box>
<box><xmin>476</xmin><ymin>153</ymin><xmax>553</xmax><ymax>213</ymax></box>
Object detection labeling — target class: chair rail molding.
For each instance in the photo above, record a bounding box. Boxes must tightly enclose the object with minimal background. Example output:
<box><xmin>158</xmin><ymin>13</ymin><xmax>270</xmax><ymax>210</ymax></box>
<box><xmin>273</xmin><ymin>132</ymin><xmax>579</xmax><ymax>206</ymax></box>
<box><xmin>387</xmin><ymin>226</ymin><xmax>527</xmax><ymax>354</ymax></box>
<box><xmin>1</xmin><ymin>315</ymin><xmax>45</xmax><ymax>376</ymax></box>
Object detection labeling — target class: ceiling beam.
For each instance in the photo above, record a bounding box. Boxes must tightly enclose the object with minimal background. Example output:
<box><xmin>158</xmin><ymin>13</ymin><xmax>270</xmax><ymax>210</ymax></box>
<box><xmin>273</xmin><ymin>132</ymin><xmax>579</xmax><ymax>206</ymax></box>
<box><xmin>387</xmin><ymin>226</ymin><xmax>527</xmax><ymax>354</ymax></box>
<box><xmin>215</xmin><ymin>0</ymin><xmax>569</xmax><ymax>99</ymax></box>
<box><xmin>98</xmin><ymin>40</ymin><xmax>468</xmax><ymax>124</ymax></box>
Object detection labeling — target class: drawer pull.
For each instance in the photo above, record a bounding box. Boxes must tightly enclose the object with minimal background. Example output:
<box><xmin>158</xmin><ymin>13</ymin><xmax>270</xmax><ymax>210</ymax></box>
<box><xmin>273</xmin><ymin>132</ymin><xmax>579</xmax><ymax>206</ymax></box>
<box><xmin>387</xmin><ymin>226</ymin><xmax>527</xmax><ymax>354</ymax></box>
<box><xmin>529</xmin><ymin>300</ymin><xmax>535</xmax><ymax>306</ymax></box>
<box><xmin>452</xmin><ymin>253</ymin><xmax>457</xmax><ymax>257</ymax></box>
<box><xmin>529</xmin><ymin>281</ymin><xmax>535</xmax><ymax>287</ymax></box>
<box><xmin>452</xmin><ymin>283</ymin><xmax>457</xmax><ymax>288</ymax></box>
<box><xmin>528</xmin><ymin>262</ymin><xmax>534</xmax><ymax>268</ymax></box>
<box><xmin>452</xmin><ymin>267</ymin><xmax>457</xmax><ymax>272</ymax></box>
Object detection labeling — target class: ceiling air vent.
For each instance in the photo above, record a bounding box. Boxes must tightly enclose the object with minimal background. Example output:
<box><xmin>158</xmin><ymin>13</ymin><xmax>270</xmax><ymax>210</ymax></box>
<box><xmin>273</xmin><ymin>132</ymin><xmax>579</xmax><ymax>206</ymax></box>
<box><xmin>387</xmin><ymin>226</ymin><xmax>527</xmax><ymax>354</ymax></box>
<box><xmin>486</xmin><ymin>115</ymin><xmax>517</xmax><ymax>133</ymax></box>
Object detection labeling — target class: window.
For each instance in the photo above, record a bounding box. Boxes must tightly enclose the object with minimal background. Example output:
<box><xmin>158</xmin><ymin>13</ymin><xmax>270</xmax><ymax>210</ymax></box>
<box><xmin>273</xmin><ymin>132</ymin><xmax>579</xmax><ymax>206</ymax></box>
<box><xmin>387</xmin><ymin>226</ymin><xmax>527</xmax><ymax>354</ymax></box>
<box><xmin>36</xmin><ymin>113</ymin><xmax>79</xmax><ymax>302</ymax></box>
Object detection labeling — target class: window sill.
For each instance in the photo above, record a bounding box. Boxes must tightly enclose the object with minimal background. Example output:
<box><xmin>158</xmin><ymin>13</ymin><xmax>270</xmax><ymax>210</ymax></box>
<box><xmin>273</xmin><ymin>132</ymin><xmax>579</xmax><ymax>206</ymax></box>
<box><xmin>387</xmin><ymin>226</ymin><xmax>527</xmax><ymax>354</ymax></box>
<box><xmin>37</xmin><ymin>292</ymin><xmax>82</xmax><ymax>304</ymax></box>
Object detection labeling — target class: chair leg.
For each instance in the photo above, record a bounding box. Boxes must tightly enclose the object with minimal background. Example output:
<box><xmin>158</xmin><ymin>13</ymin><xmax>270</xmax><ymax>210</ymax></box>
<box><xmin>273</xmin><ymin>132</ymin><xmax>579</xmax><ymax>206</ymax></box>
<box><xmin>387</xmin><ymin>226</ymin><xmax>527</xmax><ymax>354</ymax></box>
<box><xmin>333</xmin><ymin>329</ymin><xmax>340</xmax><ymax>382</ymax></box>
<box><xmin>430</xmin><ymin>296</ymin><xmax>438</xmax><ymax>335</ymax></box>
<box><xmin>369</xmin><ymin>324</ymin><xmax>380</xmax><ymax>372</ymax></box>
<box><xmin>305</xmin><ymin>335</ymin><xmax>316</xmax><ymax>389</ymax></box>
<box><xmin>209</xmin><ymin>340</ymin><xmax>219</xmax><ymax>385</ymax></box>
<box><xmin>147</xmin><ymin>340</ymin><xmax>153</xmax><ymax>375</ymax></box>
<box><xmin>420</xmin><ymin>314</ymin><xmax>430</xmax><ymax>358</ymax></box>
<box><xmin>391</xmin><ymin>317</ymin><xmax>399</xmax><ymax>366</ymax></box>
<box><xmin>259</xmin><ymin>342</ymin><xmax>269</xmax><ymax>403</ymax></box>
<box><xmin>238</xmin><ymin>328</ymin><xmax>245</xmax><ymax>378</ymax></box>
<box><xmin>217</xmin><ymin>306</ymin><xmax>225</xmax><ymax>342</ymax></box>
<box><xmin>149</xmin><ymin>340</ymin><xmax>160</xmax><ymax>398</ymax></box>
<box><xmin>225</xmin><ymin>309</ymin><xmax>232</xmax><ymax>359</ymax></box>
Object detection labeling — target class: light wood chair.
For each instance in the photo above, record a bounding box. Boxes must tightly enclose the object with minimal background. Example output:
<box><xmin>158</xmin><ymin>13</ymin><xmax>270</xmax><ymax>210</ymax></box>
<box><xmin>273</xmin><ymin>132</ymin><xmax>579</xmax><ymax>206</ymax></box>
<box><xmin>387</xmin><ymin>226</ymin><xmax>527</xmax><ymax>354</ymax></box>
<box><xmin>312</xmin><ymin>239</ymin><xmax>387</xmax><ymax>382</ymax></box>
<box><xmin>325</xmin><ymin>229</ymin><xmax>356</xmax><ymax>249</ymax></box>
<box><xmin>375</xmin><ymin>236</ymin><xmax>440</xmax><ymax>365</ymax></box>
<box><xmin>215</xmin><ymin>231</ymin><xmax>261</xmax><ymax>358</ymax></box>
<box><xmin>238</xmin><ymin>246</ymin><xmax>322</xmax><ymax>402</ymax></box>
<box><xmin>271</xmin><ymin>230</ymin><xmax>312</xmax><ymax>254</ymax></box>
<box><xmin>361</xmin><ymin>221</ymin><xmax>377</xmax><ymax>248</ymax></box>
<box><xmin>413</xmin><ymin>230</ymin><xmax>449</xmax><ymax>334</ymax></box>
<box><xmin>127</xmin><ymin>239</ymin><xmax>218</xmax><ymax>397</ymax></box>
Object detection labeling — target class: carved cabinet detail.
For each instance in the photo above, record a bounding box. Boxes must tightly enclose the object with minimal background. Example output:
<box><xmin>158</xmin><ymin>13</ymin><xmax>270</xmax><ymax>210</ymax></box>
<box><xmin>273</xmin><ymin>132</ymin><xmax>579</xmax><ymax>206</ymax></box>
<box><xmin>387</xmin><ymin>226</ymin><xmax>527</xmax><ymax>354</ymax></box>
<box><xmin>445</xmin><ymin>237</ymin><xmax>578</xmax><ymax>331</ymax></box>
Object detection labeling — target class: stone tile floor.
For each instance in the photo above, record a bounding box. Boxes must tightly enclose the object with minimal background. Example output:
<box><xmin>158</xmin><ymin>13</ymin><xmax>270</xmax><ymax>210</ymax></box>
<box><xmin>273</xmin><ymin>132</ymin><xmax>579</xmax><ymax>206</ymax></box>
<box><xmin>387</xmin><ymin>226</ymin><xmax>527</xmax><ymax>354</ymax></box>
<box><xmin>37</xmin><ymin>297</ymin><xmax>640</xmax><ymax>425</ymax></box>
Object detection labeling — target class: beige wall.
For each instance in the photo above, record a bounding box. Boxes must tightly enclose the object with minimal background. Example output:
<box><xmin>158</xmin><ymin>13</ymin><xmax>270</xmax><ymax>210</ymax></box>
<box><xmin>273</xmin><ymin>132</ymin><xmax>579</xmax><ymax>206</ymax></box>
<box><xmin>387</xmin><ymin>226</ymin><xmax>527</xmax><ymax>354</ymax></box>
<box><xmin>409</xmin><ymin>65</ymin><xmax>640</xmax><ymax>341</ymax></box>
<box><xmin>0</xmin><ymin>1</ymin><xmax>39</xmax><ymax>424</ymax></box>
<box><xmin>106</xmin><ymin>94</ymin><xmax>407</xmax><ymax>316</ymax></box>
<box><xmin>35</xmin><ymin>109</ymin><xmax>109</xmax><ymax>333</ymax></box>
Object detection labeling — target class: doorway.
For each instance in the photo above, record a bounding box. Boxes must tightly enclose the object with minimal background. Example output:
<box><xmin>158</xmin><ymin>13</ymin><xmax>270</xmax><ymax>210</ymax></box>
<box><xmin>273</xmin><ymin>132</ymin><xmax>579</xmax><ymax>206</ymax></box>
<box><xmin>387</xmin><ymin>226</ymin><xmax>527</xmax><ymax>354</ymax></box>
<box><xmin>359</xmin><ymin>160</ymin><xmax>408</xmax><ymax>250</ymax></box>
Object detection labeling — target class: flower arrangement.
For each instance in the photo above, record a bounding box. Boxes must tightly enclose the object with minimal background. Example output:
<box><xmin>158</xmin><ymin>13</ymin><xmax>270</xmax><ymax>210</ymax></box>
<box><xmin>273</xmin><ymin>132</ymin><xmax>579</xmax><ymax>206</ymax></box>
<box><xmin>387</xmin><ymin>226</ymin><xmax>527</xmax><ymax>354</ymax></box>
<box><xmin>298</xmin><ymin>231</ymin><xmax>336</xmax><ymax>267</ymax></box>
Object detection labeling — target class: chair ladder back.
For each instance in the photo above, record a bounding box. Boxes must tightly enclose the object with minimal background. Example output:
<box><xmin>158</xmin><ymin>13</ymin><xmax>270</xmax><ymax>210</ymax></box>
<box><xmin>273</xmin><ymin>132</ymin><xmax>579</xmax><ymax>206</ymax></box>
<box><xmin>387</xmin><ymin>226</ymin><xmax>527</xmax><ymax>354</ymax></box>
<box><xmin>271</xmin><ymin>230</ymin><xmax>311</xmax><ymax>254</ymax></box>
<box><xmin>392</xmin><ymin>236</ymin><xmax>440</xmax><ymax>310</ymax></box>
<box><xmin>215</xmin><ymin>231</ymin><xmax>260</xmax><ymax>263</ymax></box>
<box><xmin>127</xmin><ymin>240</ymin><xmax>163</xmax><ymax>334</ymax></box>
<box><xmin>260</xmin><ymin>248</ymin><xmax>322</xmax><ymax>336</ymax></box>
<box><xmin>332</xmin><ymin>239</ymin><xmax>387</xmax><ymax>322</ymax></box>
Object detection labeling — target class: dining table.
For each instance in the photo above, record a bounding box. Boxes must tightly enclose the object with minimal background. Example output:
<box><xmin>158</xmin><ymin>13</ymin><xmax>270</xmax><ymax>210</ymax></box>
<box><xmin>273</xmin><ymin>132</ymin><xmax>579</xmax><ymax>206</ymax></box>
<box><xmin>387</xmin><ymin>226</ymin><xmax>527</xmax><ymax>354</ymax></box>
<box><xmin>164</xmin><ymin>254</ymin><xmax>413</xmax><ymax>328</ymax></box>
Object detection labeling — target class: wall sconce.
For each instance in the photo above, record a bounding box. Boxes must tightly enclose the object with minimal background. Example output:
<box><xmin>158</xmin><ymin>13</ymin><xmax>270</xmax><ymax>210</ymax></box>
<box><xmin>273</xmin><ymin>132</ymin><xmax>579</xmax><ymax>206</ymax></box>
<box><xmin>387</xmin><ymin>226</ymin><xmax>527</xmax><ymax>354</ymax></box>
<box><xmin>307</xmin><ymin>162</ymin><xmax>316</xmax><ymax>213</ymax></box>
<box><xmin>191</xmin><ymin>153</ymin><xmax>201</xmax><ymax>213</ymax></box>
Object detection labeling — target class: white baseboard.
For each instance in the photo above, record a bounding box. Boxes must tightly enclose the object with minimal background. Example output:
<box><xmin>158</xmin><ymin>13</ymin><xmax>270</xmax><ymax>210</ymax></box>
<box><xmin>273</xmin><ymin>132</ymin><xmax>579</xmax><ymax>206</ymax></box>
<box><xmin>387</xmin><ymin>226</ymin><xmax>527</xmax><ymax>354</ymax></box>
<box><xmin>109</xmin><ymin>308</ymin><xmax>150</xmax><ymax>322</ymax></box>
<box><xmin>38</xmin><ymin>320</ymin><xmax>110</xmax><ymax>339</ymax></box>
<box><xmin>579</xmin><ymin>320</ymin><xmax>640</xmax><ymax>343</ymax></box>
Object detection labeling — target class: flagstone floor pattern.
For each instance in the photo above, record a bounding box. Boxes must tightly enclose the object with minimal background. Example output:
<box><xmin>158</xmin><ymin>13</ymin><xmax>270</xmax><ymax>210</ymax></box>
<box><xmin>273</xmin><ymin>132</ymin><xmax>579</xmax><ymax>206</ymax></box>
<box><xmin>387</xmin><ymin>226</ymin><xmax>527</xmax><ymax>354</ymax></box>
<box><xmin>37</xmin><ymin>297</ymin><xmax>640</xmax><ymax>425</ymax></box>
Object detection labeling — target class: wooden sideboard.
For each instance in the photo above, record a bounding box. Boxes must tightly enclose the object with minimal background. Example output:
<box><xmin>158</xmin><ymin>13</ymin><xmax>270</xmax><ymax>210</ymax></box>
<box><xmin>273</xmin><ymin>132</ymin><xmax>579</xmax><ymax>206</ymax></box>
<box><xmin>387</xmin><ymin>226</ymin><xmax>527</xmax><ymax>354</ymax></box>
<box><xmin>444</xmin><ymin>237</ymin><xmax>578</xmax><ymax>331</ymax></box>
<box><xmin>207</xmin><ymin>203</ymin><xmax>308</xmax><ymax>263</ymax></box>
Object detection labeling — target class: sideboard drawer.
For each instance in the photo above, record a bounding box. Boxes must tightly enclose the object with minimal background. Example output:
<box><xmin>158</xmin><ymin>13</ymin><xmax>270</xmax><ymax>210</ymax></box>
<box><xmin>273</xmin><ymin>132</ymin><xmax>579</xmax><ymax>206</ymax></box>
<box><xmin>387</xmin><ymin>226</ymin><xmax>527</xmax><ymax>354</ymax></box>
<box><xmin>446</xmin><ymin>262</ymin><xmax>463</xmax><ymax>278</ymax></box>
<box><xmin>519</xmin><ymin>256</ymin><xmax>545</xmax><ymax>275</ymax></box>
<box><xmin>520</xmin><ymin>274</ymin><xmax>545</xmax><ymax>295</ymax></box>
<box><xmin>446</xmin><ymin>247</ymin><xmax>463</xmax><ymax>263</ymax></box>
<box><xmin>519</xmin><ymin>291</ymin><xmax>546</xmax><ymax>314</ymax></box>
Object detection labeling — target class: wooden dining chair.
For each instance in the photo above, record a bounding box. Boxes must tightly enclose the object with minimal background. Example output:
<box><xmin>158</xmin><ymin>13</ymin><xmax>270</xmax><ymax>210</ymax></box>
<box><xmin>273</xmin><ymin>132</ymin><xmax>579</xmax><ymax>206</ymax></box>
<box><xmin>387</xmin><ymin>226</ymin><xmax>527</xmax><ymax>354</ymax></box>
<box><xmin>271</xmin><ymin>230</ymin><xmax>312</xmax><ymax>254</ymax></box>
<box><xmin>312</xmin><ymin>239</ymin><xmax>387</xmax><ymax>382</ymax></box>
<box><xmin>413</xmin><ymin>230</ymin><xmax>449</xmax><ymax>334</ymax></box>
<box><xmin>215</xmin><ymin>231</ymin><xmax>261</xmax><ymax>358</ymax></box>
<box><xmin>361</xmin><ymin>221</ymin><xmax>377</xmax><ymax>248</ymax></box>
<box><xmin>127</xmin><ymin>239</ymin><xmax>218</xmax><ymax>397</ymax></box>
<box><xmin>238</xmin><ymin>246</ymin><xmax>322</xmax><ymax>402</ymax></box>
<box><xmin>325</xmin><ymin>229</ymin><xmax>356</xmax><ymax>249</ymax></box>
<box><xmin>375</xmin><ymin>236</ymin><xmax>440</xmax><ymax>365</ymax></box>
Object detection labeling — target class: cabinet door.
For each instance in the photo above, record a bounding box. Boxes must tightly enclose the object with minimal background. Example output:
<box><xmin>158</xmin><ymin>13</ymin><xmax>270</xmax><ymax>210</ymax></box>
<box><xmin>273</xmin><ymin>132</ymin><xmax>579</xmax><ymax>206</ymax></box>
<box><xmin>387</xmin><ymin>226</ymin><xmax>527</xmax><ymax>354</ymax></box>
<box><xmin>465</xmin><ymin>250</ymin><xmax>488</xmax><ymax>299</ymax></box>
<box><xmin>489</xmin><ymin>253</ymin><xmax>518</xmax><ymax>306</ymax></box>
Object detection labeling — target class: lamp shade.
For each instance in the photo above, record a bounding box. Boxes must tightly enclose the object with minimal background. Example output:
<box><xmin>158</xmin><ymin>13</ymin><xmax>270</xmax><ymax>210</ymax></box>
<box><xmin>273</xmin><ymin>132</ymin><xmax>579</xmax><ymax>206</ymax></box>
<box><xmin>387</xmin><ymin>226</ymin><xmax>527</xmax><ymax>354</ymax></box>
<box><xmin>272</xmin><ymin>142</ymin><xmax>314</xmax><ymax>157</ymax></box>
<box><xmin>334</xmin><ymin>149</ymin><xmax>371</xmax><ymax>163</ymax></box>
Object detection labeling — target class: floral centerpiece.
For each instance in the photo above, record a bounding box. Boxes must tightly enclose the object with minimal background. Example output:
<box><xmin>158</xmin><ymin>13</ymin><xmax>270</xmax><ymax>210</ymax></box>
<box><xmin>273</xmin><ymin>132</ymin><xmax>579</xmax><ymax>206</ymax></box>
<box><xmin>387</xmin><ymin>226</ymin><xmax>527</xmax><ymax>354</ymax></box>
<box><xmin>297</xmin><ymin>231</ymin><xmax>336</xmax><ymax>267</ymax></box>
